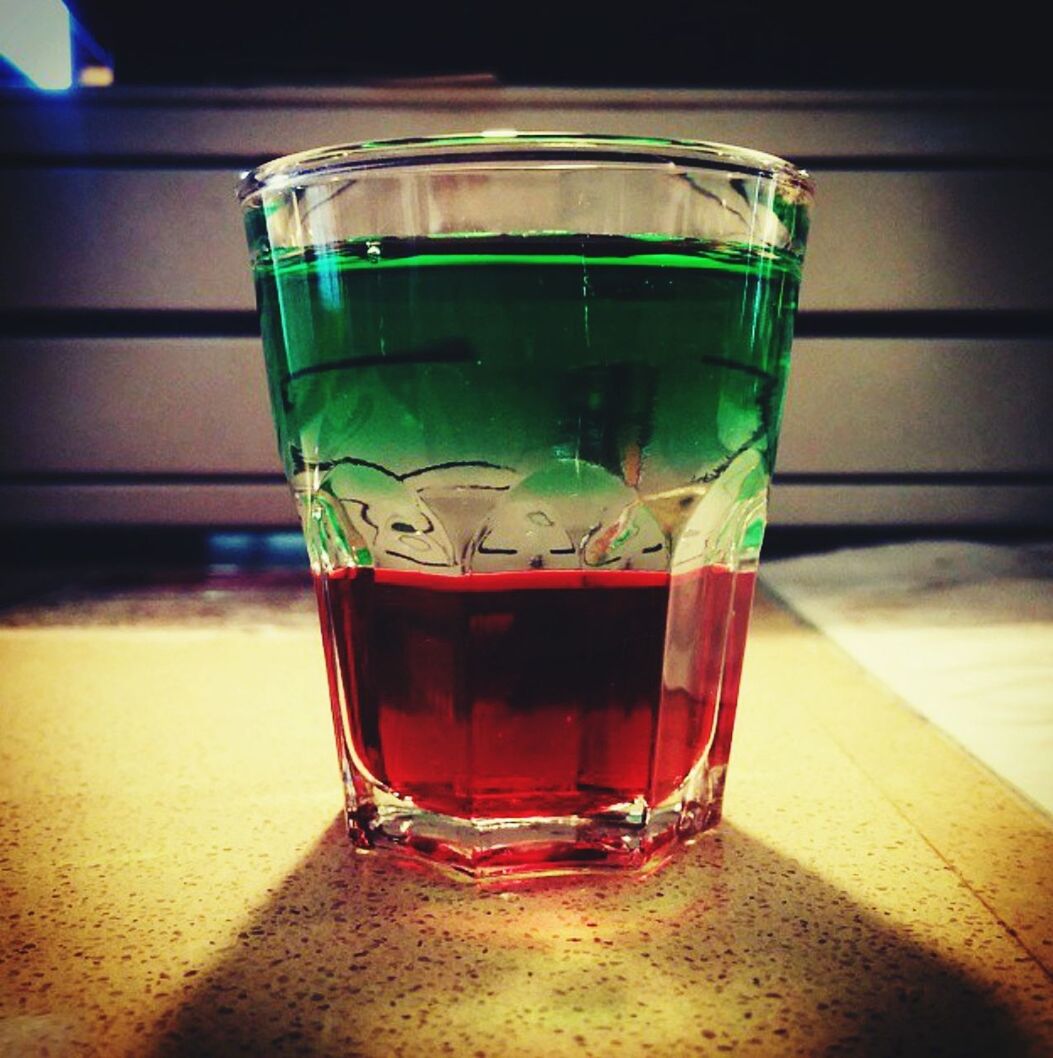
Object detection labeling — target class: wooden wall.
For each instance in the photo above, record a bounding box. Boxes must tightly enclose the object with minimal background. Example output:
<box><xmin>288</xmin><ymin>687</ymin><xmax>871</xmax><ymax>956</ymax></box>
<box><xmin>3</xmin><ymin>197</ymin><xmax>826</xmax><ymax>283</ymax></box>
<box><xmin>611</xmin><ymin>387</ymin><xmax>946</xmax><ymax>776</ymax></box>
<box><xmin>1</xmin><ymin>88</ymin><xmax>1050</xmax><ymax>527</ymax></box>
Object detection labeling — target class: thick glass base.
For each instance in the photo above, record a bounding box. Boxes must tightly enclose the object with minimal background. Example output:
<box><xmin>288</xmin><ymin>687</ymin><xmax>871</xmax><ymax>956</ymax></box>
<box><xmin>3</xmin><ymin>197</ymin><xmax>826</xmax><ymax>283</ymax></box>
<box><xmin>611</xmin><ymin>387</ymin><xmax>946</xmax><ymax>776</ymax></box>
<box><xmin>343</xmin><ymin>765</ymin><xmax>727</xmax><ymax>880</ymax></box>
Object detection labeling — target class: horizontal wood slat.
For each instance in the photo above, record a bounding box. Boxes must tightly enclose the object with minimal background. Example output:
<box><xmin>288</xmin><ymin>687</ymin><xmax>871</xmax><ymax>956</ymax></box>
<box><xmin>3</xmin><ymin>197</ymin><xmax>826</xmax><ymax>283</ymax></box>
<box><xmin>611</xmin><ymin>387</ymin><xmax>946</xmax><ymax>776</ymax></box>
<box><xmin>0</xmin><ymin>337</ymin><xmax>1048</xmax><ymax>477</ymax></box>
<box><xmin>770</xmin><ymin>484</ymin><xmax>1053</xmax><ymax>526</ymax></box>
<box><xmin>780</xmin><ymin>339</ymin><xmax>1053</xmax><ymax>474</ymax></box>
<box><xmin>0</xmin><ymin>482</ymin><xmax>1048</xmax><ymax>528</ymax></box>
<box><xmin>0</xmin><ymin>338</ymin><xmax>276</xmax><ymax>474</ymax></box>
<box><xmin>0</xmin><ymin>169</ymin><xmax>1049</xmax><ymax>313</ymax></box>
<box><xmin>1</xmin><ymin>89</ymin><xmax>1048</xmax><ymax>161</ymax></box>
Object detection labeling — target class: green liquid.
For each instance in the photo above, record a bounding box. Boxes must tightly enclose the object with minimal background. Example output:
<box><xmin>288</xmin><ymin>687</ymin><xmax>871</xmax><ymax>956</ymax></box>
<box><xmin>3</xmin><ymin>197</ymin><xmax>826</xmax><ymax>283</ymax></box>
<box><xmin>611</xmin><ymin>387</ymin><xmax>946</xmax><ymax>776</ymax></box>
<box><xmin>251</xmin><ymin>234</ymin><xmax>801</xmax><ymax>570</ymax></box>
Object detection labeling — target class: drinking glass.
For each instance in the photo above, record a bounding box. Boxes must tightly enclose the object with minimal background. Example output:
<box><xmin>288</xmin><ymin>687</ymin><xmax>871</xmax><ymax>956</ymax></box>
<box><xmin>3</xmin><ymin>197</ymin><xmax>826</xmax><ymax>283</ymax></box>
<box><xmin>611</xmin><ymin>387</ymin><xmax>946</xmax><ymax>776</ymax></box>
<box><xmin>237</xmin><ymin>133</ymin><xmax>813</xmax><ymax>878</ymax></box>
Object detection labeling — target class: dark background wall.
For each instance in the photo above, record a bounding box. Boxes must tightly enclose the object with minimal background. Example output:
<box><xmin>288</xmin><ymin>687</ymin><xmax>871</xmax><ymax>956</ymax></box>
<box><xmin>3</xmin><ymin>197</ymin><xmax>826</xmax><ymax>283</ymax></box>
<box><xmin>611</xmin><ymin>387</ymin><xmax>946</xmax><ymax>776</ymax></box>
<box><xmin>1</xmin><ymin>3</ymin><xmax>1051</xmax><ymax>536</ymax></box>
<box><xmin>66</xmin><ymin>3</ymin><xmax>1039</xmax><ymax>92</ymax></box>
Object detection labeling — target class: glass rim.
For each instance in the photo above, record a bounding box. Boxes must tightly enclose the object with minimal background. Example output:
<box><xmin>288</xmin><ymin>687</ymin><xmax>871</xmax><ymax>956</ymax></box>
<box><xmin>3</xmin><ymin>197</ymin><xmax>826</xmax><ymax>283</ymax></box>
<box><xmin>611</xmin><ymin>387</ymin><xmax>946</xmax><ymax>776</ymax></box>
<box><xmin>236</xmin><ymin>131</ymin><xmax>815</xmax><ymax>205</ymax></box>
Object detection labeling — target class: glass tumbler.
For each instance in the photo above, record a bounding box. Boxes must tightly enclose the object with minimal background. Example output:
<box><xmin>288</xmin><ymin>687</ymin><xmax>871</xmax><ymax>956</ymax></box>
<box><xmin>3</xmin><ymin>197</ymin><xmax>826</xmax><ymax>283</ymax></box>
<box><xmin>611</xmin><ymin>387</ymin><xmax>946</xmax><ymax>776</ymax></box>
<box><xmin>237</xmin><ymin>133</ymin><xmax>813</xmax><ymax>878</ymax></box>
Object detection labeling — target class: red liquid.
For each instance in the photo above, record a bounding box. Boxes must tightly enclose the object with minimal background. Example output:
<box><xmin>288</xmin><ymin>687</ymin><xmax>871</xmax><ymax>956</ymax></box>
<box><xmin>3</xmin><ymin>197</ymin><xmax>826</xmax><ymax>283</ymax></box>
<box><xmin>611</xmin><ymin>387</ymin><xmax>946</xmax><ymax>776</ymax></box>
<box><xmin>315</xmin><ymin>567</ymin><xmax>756</xmax><ymax>820</ymax></box>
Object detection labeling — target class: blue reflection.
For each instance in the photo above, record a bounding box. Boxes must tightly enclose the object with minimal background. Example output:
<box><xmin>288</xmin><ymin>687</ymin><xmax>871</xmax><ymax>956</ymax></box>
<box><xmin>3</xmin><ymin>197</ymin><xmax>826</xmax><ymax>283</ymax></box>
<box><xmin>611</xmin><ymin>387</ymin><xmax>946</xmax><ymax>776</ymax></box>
<box><xmin>0</xmin><ymin>0</ymin><xmax>73</xmax><ymax>91</ymax></box>
<box><xmin>208</xmin><ymin>532</ymin><xmax>308</xmax><ymax>568</ymax></box>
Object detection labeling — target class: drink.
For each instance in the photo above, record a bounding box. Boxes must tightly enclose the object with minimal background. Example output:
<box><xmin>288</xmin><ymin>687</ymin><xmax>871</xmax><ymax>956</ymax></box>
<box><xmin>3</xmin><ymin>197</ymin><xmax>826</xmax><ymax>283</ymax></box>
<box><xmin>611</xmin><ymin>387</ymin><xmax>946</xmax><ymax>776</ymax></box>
<box><xmin>251</xmin><ymin>235</ymin><xmax>798</xmax><ymax>505</ymax></box>
<box><xmin>315</xmin><ymin>566</ymin><xmax>756</xmax><ymax>825</ymax></box>
<box><xmin>240</xmin><ymin>134</ymin><xmax>812</xmax><ymax>875</ymax></box>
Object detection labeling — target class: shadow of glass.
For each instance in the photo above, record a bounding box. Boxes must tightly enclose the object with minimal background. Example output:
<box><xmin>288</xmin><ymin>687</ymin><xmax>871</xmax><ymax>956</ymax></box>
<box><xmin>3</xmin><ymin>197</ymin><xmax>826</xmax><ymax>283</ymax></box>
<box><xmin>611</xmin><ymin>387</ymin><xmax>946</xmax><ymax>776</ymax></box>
<box><xmin>151</xmin><ymin>816</ymin><xmax>1029</xmax><ymax>1057</ymax></box>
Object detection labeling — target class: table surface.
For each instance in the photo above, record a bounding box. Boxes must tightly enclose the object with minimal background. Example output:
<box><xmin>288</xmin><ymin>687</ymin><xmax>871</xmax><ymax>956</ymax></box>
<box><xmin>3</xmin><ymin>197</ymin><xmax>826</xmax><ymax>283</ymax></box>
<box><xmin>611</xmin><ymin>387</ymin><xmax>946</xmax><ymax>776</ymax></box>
<box><xmin>1</xmin><ymin>579</ymin><xmax>1051</xmax><ymax>1058</ymax></box>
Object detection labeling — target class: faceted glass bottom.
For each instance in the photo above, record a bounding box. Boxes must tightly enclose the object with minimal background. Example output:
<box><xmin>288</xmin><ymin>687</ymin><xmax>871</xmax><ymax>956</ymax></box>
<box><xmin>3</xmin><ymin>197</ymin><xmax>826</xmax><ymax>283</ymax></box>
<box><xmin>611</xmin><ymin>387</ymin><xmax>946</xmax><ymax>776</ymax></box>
<box><xmin>343</xmin><ymin>765</ymin><xmax>728</xmax><ymax>880</ymax></box>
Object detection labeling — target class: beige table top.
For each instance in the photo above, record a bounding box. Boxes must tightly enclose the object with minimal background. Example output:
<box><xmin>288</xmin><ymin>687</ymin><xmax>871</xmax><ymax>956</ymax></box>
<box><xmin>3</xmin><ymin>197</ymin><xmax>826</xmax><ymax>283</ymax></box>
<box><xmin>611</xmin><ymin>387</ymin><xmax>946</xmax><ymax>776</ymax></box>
<box><xmin>1</xmin><ymin>585</ymin><xmax>1051</xmax><ymax>1057</ymax></box>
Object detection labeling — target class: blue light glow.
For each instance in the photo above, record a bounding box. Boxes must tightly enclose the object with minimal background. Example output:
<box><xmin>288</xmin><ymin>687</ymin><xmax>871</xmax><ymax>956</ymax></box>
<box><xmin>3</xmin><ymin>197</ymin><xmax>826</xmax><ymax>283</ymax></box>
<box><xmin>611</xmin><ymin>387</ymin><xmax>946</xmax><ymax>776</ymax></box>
<box><xmin>0</xmin><ymin>0</ymin><xmax>73</xmax><ymax>90</ymax></box>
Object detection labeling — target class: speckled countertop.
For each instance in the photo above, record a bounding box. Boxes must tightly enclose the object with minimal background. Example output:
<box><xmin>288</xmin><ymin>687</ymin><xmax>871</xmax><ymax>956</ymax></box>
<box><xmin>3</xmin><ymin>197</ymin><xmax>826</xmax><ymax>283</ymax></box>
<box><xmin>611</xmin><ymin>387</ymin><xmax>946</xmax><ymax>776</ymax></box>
<box><xmin>1</xmin><ymin>577</ymin><xmax>1051</xmax><ymax>1057</ymax></box>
